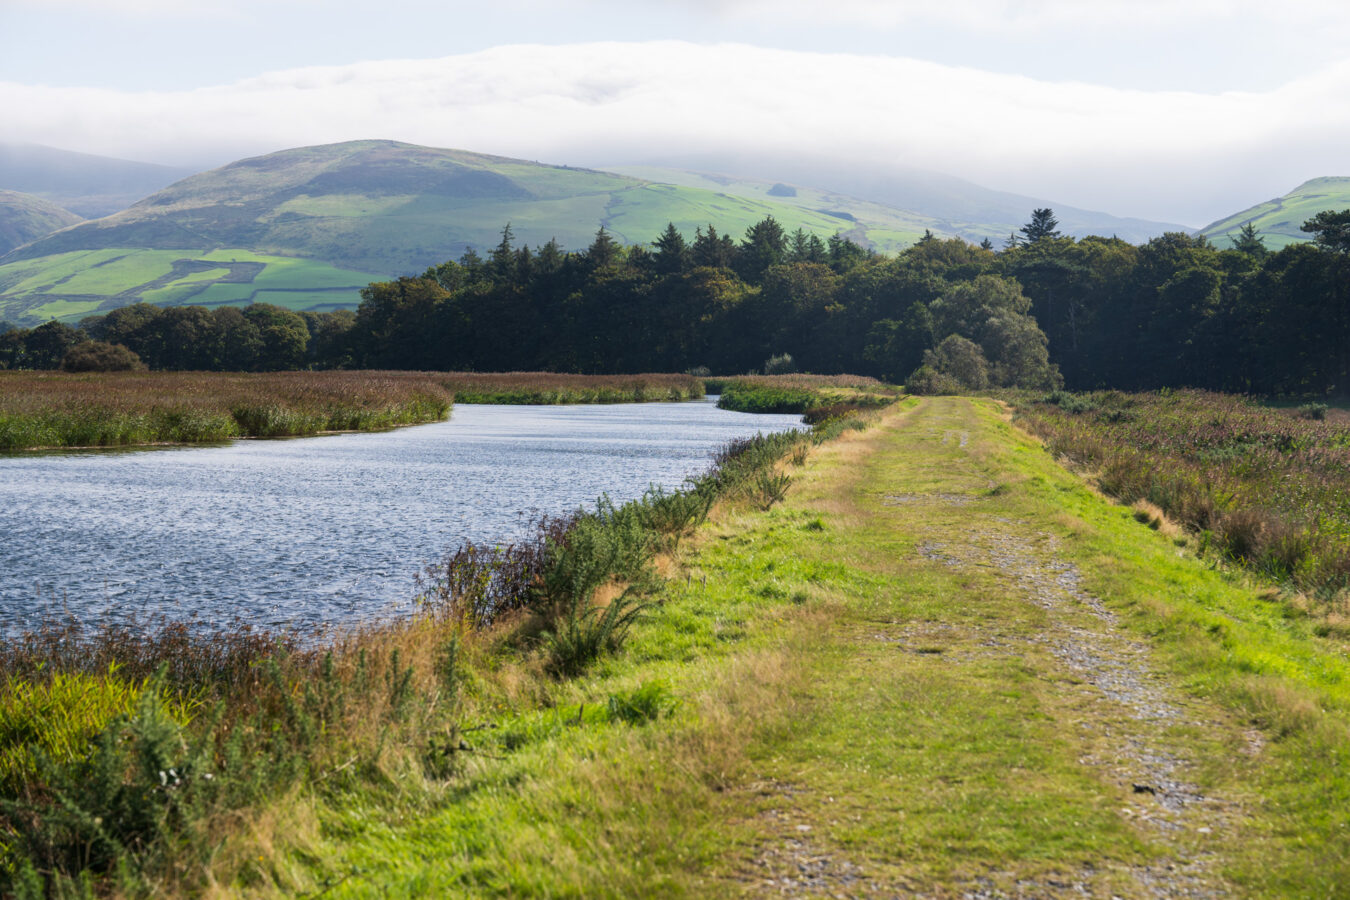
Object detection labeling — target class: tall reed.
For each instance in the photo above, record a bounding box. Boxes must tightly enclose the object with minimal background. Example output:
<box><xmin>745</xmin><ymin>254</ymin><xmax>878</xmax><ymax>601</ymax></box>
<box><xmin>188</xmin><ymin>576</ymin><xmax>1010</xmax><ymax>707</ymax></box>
<box><xmin>0</xmin><ymin>371</ymin><xmax>452</xmax><ymax>450</ymax></box>
<box><xmin>1014</xmin><ymin>389</ymin><xmax>1350</xmax><ymax>601</ymax></box>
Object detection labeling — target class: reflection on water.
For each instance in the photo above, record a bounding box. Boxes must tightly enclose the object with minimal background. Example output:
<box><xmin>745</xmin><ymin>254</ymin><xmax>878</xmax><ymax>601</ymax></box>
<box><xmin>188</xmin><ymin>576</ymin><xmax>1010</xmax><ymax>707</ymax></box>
<box><xmin>0</xmin><ymin>399</ymin><xmax>802</xmax><ymax>633</ymax></box>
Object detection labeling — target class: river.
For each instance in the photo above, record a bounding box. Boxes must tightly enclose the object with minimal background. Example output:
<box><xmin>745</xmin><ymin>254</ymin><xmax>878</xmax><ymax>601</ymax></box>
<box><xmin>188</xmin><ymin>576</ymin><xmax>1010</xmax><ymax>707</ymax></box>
<box><xmin>0</xmin><ymin>399</ymin><xmax>803</xmax><ymax>633</ymax></box>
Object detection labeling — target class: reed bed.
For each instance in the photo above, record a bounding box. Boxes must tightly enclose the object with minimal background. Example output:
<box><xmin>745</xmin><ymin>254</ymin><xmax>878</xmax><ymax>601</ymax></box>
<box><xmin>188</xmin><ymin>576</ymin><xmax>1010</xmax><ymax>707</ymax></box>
<box><xmin>1013</xmin><ymin>389</ymin><xmax>1350</xmax><ymax>602</ymax></box>
<box><xmin>437</xmin><ymin>372</ymin><xmax>704</xmax><ymax>404</ymax></box>
<box><xmin>711</xmin><ymin>374</ymin><xmax>902</xmax><ymax>415</ymax></box>
<box><xmin>0</xmin><ymin>406</ymin><xmax>870</xmax><ymax>896</ymax></box>
<box><xmin>0</xmin><ymin>371</ymin><xmax>452</xmax><ymax>450</ymax></box>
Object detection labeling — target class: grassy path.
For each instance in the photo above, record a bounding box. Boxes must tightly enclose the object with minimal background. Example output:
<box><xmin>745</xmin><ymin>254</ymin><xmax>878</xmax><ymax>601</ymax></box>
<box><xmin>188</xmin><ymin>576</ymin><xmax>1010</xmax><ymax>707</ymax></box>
<box><xmin>298</xmin><ymin>397</ymin><xmax>1349</xmax><ymax>898</ymax></box>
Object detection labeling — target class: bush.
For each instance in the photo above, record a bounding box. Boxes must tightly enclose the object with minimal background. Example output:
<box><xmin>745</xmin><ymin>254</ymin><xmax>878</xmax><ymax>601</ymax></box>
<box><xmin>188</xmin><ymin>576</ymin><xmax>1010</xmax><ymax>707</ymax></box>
<box><xmin>904</xmin><ymin>364</ymin><xmax>963</xmax><ymax>396</ymax></box>
<box><xmin>763</xmin><ymin>353</ymin><xmax>797</xmax><ymax>375</ymax></box>
<box><xmin>60</xmin><ymin>341</ymin><xmax>144</xmax><ymax>373</ymax></box>
<box><xmin>1296</xmin><ymin>402</ymin><xmax>1329</xmax><ymax>421</ymax></box>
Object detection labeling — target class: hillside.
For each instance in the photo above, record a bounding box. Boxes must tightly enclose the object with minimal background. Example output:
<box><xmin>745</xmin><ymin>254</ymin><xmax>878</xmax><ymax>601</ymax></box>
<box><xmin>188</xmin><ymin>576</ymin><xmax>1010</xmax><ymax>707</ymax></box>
<box><xmin>0</xmin><ymin>140</ymin><xmax>1198</xmax><ymax>328</ymax></box>
<box><xmin>1200</xmin><ymin>176</ymin><xmax>1350</xmax><ymax>250</ymax></box>
<box><xmin>606</xmin><ymin>155</ymin><xmax>1187</xmax><ymax>244</ymax></box>
<box><xmin>0</xmin><ymin>190</ymin><xmax>82</xmax><ymax>256</ymax></box>
<box><xmin>0</xmin><ymin>142</ymin><xmax>194</xmax><ymax>219</ymax></box>
<box><xmin>0</xmin><ymin>140</ymin><xmax>960</xmax><ymax>326</ymax></box>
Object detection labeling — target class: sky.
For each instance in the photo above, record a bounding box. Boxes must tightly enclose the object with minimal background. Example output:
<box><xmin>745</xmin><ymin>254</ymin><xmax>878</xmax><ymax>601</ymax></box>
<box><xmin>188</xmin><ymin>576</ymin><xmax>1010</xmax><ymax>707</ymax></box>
<box><xmin>2</xmin><ymin>0</ymin><xmax>1348</xmax><ymax>226</ymax></box>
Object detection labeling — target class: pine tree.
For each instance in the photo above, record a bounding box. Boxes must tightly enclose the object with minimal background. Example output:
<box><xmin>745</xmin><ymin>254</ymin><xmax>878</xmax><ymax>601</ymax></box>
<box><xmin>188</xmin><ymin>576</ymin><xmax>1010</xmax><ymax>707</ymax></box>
<box><xmin>586</xmin><ymin>226</ymin><xmax>622</xmax><ymax>271</ymax></box>
<box><xmin>1229</xmin><ymin>222</ymin><xmax>1268</xmax><ymax>258</ymax></box>
<box><xmin>653</xmin><ymin>222</ymin><xmax>689</xmax><ymax>275</ymax></box>
<box><xmin>1019</xmin><ymin>208</ymin><xmax>1061</xmax><ymax>244</ymax></box>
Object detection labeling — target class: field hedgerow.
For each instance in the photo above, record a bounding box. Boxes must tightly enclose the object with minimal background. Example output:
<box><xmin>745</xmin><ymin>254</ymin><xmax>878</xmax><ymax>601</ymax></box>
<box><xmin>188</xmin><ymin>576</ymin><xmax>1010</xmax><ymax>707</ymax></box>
<box><xmin>1013</xmin><ymin>389</ymin><xmax>1350</xmax><ymax>603</ymax></box>
<box><xmin>0</xmin><ymin>371</ymin><xmax>452</xmax><ymax>450</ymax></box>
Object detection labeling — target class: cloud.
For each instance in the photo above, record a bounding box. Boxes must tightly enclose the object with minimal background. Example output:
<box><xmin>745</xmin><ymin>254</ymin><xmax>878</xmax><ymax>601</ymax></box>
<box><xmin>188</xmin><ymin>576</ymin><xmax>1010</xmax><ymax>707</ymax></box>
<box><xmin>2</xmin><ymin>41</ymin><xmax>1346</xmax><ymax>224</ymax></box>
<box><xmin>691</xmin><ymin>0</ymin><xmax>1350</xmax><ymax>31</ymax></box>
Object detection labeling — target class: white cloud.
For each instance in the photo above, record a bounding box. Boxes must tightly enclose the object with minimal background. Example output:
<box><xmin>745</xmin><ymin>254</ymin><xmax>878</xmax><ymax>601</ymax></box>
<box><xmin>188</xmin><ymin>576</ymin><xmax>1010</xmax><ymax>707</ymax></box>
<box><xmin>2</xmin><ymin>41</ymin><xmax>1346</xmax><ymax>224</ymax></box>
<box><xmin>694</xmin><ymin>0</ymin><xmax>1350</xmax><ymax>31</ymax></box>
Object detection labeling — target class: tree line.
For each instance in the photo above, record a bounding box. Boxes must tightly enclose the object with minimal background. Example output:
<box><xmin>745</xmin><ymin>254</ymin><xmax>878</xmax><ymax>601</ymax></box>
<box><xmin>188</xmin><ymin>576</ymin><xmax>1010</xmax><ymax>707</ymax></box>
<box><xmin>3</xmin><ymin>209</ymin><xmax>1348</xmax><ymax>396</ymax></box>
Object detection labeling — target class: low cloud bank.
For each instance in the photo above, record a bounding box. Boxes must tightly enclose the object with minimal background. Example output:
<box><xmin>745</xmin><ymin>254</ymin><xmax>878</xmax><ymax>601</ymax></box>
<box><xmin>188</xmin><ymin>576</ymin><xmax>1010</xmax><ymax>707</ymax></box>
<box><xmin>4</xmin><ymin>41</ymin><xmax>1347</xmax><ymax>224</ymax></box>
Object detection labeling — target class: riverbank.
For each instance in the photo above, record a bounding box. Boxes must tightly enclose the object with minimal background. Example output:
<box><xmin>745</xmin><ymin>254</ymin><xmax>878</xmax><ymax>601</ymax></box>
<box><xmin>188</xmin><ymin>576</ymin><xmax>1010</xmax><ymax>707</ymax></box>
<box><xmin>8</xmin><ymin>398</ymin><xmax>1348</xmax><ymax>896</ymax></box>
<box><xmin>279</xmin><ymin>396</ymin><xmax>1345</xmax><ymax>897</ymax></box>
<box><xmin>0</xmin><ymin>411</ymin><xmax>859</xmax><ymax>895</ymax></box>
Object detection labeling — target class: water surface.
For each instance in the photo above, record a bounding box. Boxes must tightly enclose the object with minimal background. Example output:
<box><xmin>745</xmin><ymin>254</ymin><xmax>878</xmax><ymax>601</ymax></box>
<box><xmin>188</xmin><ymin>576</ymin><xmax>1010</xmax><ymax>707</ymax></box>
<box><xmin>0</xmin><ymin>399</ymin><xmax>802</xmax><ymax>632</ymax></box>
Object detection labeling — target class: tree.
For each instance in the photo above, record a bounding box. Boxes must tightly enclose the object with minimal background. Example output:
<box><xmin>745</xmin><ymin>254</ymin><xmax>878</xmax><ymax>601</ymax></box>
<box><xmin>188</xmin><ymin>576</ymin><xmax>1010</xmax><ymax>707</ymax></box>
<box><xmin>653</xmin><ymin>223</ymin><xmax>690</xmax><ymax>276</ymax></box>
<box><xmin>736</xmin><ymin>216</ymin><xmax>788</xmax><ymax>283</ymax></box>
<box><xmin>24</xmin><ymin>321</ymin><xmax>84</xmax><ymax>369</ymax></box>
<box><xmin>691</xmin><ymin>225</ymin><xmax>736</xmax><ymax>269</ymax></box>
<box><xmin>585</xmin><ymin>226</ymin><xmax>622</xmax><ymax>272</ymax></box>
<box><xmin>242</xmin><ymin>304</ymin><xmax>309</xmax><ymax>370</ymax></box>
<box><xmin>909</xmin><ymin>334</ymin><xmax>990</xmax><ymax>392</ymax></box>
<box><xmin>862</xmin><ymin>303</ymin><xmax>932</xmax><ymax>383</ymax></box>
<box><xmin>1300</xmin><ymin>209</ymin><xmax>1350</xmax><ymax>253</ymax></box>
<box><xmin>61</xmin><ymin>340</ymin><xmax>144</xmax><ymax>372</ymax></box>
<box><xmin>1229</xmin><ymin>222</ymin><xmax>1268</xmax><ymax>258</ymax></box>
<box><xmin>490</xmin><ymin>223</ymin><xmax>517</xmax><ymax>283</ymax></box>
<box><xmin>1020</xmin><ymin>208</ymin><xmax>1061</xmax><ymax>244</ymax></box>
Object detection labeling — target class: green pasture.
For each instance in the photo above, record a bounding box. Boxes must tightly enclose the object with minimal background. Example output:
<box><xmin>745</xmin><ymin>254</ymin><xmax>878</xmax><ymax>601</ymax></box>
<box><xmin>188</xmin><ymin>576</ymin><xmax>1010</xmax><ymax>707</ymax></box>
<box><xmin>1202</xmin><ymin>176</ymin><xmax>1350</xmax><ymax>249</ymax></box>
<box><xmin>0</xmin><ymin>248</ymin><xmax>384</xmax><ymax>324</ymax></box>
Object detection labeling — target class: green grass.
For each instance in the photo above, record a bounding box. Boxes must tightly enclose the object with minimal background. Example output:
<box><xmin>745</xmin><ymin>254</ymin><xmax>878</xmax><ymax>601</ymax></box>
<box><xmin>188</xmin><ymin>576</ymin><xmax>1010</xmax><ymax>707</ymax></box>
<box><xmin>1202</xmin><ymin>176</ymin><xmax>1350</xmax><ymax>249</ymax></box>
<box><xmin>6</xmin><ymin>396</ymin><xmax>1349</xmax><ymax>896</ymax></box>
<box><xmin>272</xmin><ymin>397</ymin><xmax>1350</xmax><ymax>897</ymax></box>
<box><xmin>22</xmin><ymin>298</ymin><xmax>105</xmax><ymax>320</ymax></box>
<box><xmin>0</xmin><ymin>249</ymin><xmax>386</xmax><ymax>324</ymax></box>
<box><xmin>0</xmin><ymin>249</ymin><xmax>130</xmax><ymax>295</ymax></box>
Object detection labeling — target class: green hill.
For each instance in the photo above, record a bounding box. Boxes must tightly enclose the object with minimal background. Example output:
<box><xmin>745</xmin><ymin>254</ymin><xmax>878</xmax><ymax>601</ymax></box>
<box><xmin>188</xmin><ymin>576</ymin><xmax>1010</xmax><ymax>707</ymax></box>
<box><xmin>0</xmin><ymin>140</ymin><xmax>959</xmax><ymax>326</ymax></box>
<box><xmin>1200</xmin><ymin>176</ymin><xmax>1350</xmax><ymax>250</ymax></box>
<box><xmin>0</xmin><ymin>190</ymin><xmax>82</xmax><ymax>256</ymax></box>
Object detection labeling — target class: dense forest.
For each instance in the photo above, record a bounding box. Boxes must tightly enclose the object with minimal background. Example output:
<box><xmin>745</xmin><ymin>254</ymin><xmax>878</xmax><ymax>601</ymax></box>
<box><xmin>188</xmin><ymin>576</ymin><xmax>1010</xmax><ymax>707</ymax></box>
<box><xmin>2</xmin><ymin>209</ymin><xmax>1348</xmax><ymax>395</ymax></box>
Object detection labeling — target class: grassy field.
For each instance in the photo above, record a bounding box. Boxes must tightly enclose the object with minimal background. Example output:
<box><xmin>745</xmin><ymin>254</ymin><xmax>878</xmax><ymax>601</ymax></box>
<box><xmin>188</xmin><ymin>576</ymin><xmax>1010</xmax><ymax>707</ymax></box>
<box><xmin>1201</xmin><ymin>175</ymin><xmax>1350</xmax><ymax>250</ymax></box>
<box><xmin>0</xmin><ymin>371</ymin><xmax>451</xmax><ymax>449</ymax></box>
<box><xmin>0</xmin><ymin>248</ymin><xmax>385</xmax><ymax>325</ymax></box>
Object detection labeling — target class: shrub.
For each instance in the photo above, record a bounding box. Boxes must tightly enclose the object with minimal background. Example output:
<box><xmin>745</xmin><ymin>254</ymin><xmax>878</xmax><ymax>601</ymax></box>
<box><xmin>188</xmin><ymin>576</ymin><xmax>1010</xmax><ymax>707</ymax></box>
<box><xmin>60</xmin><ymin>341</ymin><xmax>144</xmax><ymax>373</ymax></box>
<box><xmin>904</xmin><ymin>364</ymin><xmax>963</xmax><ymax>396</ymax></box>
<box><xmin>763</xmin><ymin>353</ymin><xmax>797</xmax><ymax>375</ymax></box>
<box><xmin>1296</xmin><ymin>402</ymin><xmax>1329</xmax><ymax>421</ymax></box>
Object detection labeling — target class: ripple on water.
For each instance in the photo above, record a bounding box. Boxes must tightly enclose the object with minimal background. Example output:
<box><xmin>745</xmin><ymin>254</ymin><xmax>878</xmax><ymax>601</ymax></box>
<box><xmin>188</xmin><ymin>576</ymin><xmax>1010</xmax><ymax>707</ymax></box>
<box><xmin>1</xmin><ymin>399</ymin><xmax>804</xmax><ymax>634</ymax></box>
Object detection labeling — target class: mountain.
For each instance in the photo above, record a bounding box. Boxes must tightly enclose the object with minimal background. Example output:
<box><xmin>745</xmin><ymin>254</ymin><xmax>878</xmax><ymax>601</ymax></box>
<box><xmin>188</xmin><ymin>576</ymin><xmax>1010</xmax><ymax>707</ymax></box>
<box><xmin>0</xmin><ymin>140</ymin><xmax>959</xmax><ymax>326</ymax></box>
<box><xmin>1200</xmin><ymin>177</ymin><xmax>1350</xmax><ymax>250</ymax></box>
<box><xmin>0</xmin><ymin>143</ymin><xmax>196</xmax><ymax>218</ymax></box>
<box><xmin>0</xmin><ymin>191</ymin><xmax>83</xmax><ymax>256</ymax></box>
<box><xmin>602</xmin><ymin>153</ymin><xmax>1187</xmax><ymax>244</ymax></box>
<box><xmin>0</xmin><ymin>139</ymin><xmax>1189</xmax><ymax>328</ymax></box>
